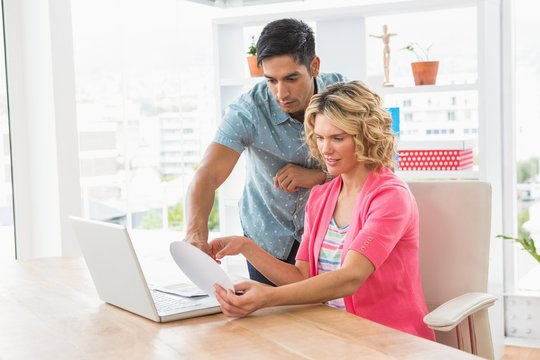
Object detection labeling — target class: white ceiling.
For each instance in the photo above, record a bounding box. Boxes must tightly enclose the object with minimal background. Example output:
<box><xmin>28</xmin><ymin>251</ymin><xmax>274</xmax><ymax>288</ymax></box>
<box><xmin>184</xmin><ymin>0</ymin><xmax>303</xmax><ymax>8</ymax></box>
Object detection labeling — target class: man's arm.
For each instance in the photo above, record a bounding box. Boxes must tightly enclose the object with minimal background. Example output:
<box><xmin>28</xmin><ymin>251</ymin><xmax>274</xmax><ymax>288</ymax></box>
<box><xmin>273</xmin><ymin>164</ymin><xmax>326</xmax><ymax>193</ymax></box>
<box><xmin>184</xmin><ymin>143</ymin><xmax>240</xmax><ymax>254</ymax></box>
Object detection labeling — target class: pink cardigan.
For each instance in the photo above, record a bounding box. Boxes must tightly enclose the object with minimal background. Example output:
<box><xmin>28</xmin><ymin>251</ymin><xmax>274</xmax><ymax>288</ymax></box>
<box><xmin>297</xmin><ymin>168</ymin><xmax>435</xmax><ymax>340</ymax></box>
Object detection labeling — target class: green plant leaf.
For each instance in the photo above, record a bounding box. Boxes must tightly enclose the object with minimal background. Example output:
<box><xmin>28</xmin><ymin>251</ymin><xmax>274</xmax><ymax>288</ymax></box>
<box><xmin>247</xmin><ymin>35</ymin><xmax>257</xmax><ymax>55</ymax></box>
<box><xmin>497</xmin><ymin>234</ymin><xmax>540</xmax><ymax>263</ymax></box>
<box><xmin>401</xmin><ymin>42</ymin><xmax>432</xmax><ymax>62</ymax></box>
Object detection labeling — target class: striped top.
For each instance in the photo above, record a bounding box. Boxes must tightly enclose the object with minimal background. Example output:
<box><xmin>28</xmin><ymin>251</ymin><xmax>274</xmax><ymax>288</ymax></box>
<box><xmin>317</xmin><ymin>218</ymin><xmax>349</xmax><ymax>310</ymax></box>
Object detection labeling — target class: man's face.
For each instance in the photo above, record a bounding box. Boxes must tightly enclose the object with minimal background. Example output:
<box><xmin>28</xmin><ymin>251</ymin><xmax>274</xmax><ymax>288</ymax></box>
<box><xmin>262</xmin><ymin>55</ymin><xmax>320</xmax><ymax>120</ymax></box>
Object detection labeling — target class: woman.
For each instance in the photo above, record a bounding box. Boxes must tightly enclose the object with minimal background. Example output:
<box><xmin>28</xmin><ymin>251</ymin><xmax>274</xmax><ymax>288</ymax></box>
<box><xmin>210</xmin><ymin>81</ymin><xmax>435</xmax><ymax>340</ymax></box>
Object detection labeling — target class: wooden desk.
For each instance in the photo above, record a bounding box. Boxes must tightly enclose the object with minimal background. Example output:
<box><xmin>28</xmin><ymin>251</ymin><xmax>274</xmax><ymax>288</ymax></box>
<box><xmin>0</xmin><ymin>257</ymin><xmax>478</xmax><ymax>359</ymax></box>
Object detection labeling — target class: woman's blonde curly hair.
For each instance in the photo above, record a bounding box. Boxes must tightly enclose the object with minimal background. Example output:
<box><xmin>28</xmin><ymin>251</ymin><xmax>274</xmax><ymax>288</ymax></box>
<box><xmin>304</xmin><ymin>81</ymin><xmax>396</xmax><ymax>172</ymax></box>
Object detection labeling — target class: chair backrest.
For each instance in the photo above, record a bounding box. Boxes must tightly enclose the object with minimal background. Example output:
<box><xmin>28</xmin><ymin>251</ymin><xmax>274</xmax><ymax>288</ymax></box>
<box><xmin>408</xmin><ymin>180</ymin><xmax>494</xmax><ymax>358</ymax></box>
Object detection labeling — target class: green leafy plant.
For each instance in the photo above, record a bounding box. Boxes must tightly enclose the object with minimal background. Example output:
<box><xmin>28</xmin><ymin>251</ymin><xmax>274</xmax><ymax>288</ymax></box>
<box><xmin>497</xmin><ymin>234</ymin><xmax>540</xmax><ymax>263</ymax></box>
<box><xmin>402</xmin><ymin>42</ymin><xmax>433</xmax><ymax>62</ymax></box>
<box><xmin>247</xmin><ymin>35</ymin><xmax>257</xmax><ymax>56</ymax></box>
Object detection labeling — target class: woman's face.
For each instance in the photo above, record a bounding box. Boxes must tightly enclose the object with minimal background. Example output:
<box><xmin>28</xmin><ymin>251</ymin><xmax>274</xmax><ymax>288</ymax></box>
<box><xmin>313</xmin><ymin>113</ymin><xmax>360</xmax><ymax>176</ymax></box>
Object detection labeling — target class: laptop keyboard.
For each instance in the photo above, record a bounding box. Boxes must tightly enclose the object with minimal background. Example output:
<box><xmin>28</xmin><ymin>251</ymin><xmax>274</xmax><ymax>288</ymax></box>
<box><xmin>151</xmin><ymin>290</ymin><xmax>206</xmax><ymax>313</ymax></box>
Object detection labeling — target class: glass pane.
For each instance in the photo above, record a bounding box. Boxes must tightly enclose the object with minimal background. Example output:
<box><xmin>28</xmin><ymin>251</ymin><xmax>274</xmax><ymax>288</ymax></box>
<box><xmin>514</xmin><ymin>0</ymin><xmax>540</xmax><ymax>291</ymax></box>
<box><xmin>71</xmin><ymin>0</ymin><xmax>220</xmax><ymax>232</ymax></box>
<box><xmin>0</xmin><ymin>3</ymin><xmax>16</xmax><ymax>261</ymax></box>
<box><xmin>384</xmin><ymin>91</ymin><xmax>478</xmax><ymax>141</ymax></box>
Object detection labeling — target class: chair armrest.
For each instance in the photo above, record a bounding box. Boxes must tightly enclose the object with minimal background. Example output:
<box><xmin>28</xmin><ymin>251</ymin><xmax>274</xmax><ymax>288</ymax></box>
<box><xmin>423</xmin><ymin>292</ymin><xmax>497</xmax><ymax>332</ymax></box>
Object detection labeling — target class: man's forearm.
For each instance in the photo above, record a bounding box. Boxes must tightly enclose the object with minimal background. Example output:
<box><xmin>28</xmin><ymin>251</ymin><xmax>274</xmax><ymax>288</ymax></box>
<box><xmin>184</xmin><ymin>173</ymin><xmax>217</xmax><ymax>243</ymax></box>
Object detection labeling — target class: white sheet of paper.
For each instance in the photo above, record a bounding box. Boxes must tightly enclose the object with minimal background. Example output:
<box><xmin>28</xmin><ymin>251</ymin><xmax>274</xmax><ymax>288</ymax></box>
<box><xmin>169</xmin><ymin>241</ymin><xmax>234</xmax><ymax>298</ymax></box>
<box><xmin>152</xmin><ymin>283</ymin><xmax>206</xmax><ymax>298</ymax></box>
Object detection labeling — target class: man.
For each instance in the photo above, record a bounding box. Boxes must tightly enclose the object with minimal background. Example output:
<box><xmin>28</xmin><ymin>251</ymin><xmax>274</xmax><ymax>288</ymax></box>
<box><xmin>184</xmin><ymin>18</ymin><xmax>345</xmax><ymax>285</ymax></box>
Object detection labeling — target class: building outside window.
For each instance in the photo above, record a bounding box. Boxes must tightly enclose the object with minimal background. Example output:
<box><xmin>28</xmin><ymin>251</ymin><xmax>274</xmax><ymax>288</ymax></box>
<box><xmin>71</xmin><ymin>0</ymin><xmax>221</xmax><ymax>232</ymax></box>
<box><xmin>512</xmin><ymin>0</ymin><xmax>540</xmax><ymax>292</ymax></box>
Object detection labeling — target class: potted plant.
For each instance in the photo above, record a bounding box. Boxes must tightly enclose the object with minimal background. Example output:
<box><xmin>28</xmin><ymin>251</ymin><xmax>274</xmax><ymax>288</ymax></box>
<box><xmin>402</xmin><ymin>42</ymin><xmax>439</xmax><ymax>86</ymax></box>
<box><xmin>246</xmin><ymin>36</ymin><xmax>263</xmax><ymax>77</ymax></box>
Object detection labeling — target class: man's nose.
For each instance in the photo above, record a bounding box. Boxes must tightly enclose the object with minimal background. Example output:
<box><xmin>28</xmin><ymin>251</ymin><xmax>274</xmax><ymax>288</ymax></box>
<box><xmin>276</xmin><ymin>82</ymin><xmax>289</xmax><ymax>100</ymax></box>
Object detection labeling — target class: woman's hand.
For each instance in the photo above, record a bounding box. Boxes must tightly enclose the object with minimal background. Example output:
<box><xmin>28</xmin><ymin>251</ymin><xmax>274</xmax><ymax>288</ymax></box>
<box><xmin>214</xmin><ymin>281</ymin><xmax>272</xmax><ymax>318</ymax></box>
<box><xmin>208</xmin><ymin>236</ymin><xmax>248</xmax><ymax>261</ymax></box>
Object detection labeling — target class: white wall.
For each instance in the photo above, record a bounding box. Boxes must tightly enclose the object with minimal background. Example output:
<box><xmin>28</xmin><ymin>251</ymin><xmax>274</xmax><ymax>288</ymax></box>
<box><xmin>4</xmin><ymin>0</ymin><xmax>81</xmax><ymax>259</ymax></box>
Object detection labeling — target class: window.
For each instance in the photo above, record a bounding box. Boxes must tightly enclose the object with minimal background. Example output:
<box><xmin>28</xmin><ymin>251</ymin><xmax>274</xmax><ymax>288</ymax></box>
<box><xmin>512</xmin><ymin>0</ymin><xmax>540</xmax><ymax>292</ymax></box>
<box><xmin>71</xmin><ymin>0</ymin><xmax>221</xmax><ymax>232</ymax></box>
<box><xmin>0</xmin><ymin>4</ymin><xmax>15</xmax><ymax>261</ymax></box>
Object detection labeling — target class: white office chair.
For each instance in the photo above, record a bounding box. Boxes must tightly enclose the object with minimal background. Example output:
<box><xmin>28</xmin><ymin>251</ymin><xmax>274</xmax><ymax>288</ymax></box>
<box><xmin>408</xmin><ymin>181</ymin><xmax>497</xmax><ymax>359</ymax></box>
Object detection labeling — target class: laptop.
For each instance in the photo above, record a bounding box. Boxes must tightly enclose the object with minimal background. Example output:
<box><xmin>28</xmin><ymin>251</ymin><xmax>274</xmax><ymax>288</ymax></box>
<box><xmin>69</xmin><ymin>216</ymin><xmax>222</xmax><ymax>322</ymax></box>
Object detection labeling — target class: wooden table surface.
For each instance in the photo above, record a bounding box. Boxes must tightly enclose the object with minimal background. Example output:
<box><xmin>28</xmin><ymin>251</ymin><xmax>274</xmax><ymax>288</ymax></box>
<box><xmin>0</xmin><ymin>257</ymin><xmax>480</xmax><ymax>359</ymax></box>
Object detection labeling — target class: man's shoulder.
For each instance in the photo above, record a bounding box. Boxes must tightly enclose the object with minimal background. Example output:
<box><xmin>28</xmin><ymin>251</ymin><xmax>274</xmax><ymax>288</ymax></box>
<box><xmin>242</xmin><ymin>80</ymin><xmax>270</xmax><ymax>102</ymax></box>
<box><xmin>224</xmin><ymin>80</ymin><xmax>271</xmax><ymax>118</ymax></box>
<box><xmin>229</xmin><ymin>81</ymin><xmax>272</xmax><ymax>112</ymax></box>
<box><xmin>318</xmin><ymin>72</ymin><xmax>347</xmax><ymax>86</ymax></box>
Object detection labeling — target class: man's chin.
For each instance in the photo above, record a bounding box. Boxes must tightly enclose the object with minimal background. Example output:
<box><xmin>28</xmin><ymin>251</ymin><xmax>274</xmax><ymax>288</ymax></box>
<box><xmin>279</xmin><ymin>105</ymin><xmax>293</xmax><ymax>112</ymax></box>
<box><xmin>280</xmin><ymin>106</ymin><xmax>300</xmax><ymax>116</ymax></box>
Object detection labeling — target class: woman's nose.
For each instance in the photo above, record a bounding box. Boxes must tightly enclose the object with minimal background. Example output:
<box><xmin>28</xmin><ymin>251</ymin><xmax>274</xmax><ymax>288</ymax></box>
<box><xmin>321</xmin><ymin>140</ymin><xmax>332</xmax><ymax>154</ymax></box>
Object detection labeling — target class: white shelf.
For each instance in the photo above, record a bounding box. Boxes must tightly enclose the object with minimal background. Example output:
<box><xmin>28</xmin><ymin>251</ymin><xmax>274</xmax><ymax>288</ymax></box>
<box><xmin>396</xmin><ymin>168</ymin><xmax>480</xmax><ymax>180</ymax></box>
<box><xmin>377</xmin><ymin>83</ymin><xmax>477</xmax><ymax>95</ymax></box>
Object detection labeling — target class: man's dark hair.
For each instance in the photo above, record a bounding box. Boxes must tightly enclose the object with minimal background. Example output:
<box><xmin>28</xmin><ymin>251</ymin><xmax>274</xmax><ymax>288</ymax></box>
<box><xmin>256</xmin><ymin>18</ymin><xmax>316</xmax><ymax>70</ymax></box>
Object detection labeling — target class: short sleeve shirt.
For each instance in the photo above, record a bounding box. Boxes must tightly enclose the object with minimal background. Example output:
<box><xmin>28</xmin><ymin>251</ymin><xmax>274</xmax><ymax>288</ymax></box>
<box><xmin>214</xmin><ymin>73</ymin><xmax>346</xmax><ymax>259</ymax></box>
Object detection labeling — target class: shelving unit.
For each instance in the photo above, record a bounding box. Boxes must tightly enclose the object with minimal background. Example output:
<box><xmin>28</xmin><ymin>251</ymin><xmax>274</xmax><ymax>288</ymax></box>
<box><xmin>377</xmin><ymin>83</ymin><xmax>478</xmax><ymax>95</ymax></box>
<box><xmin>396</xmin><ymin>168</ymin><xmax>480</xmax><ymax>180</ymax></box>
<box><xmin>210</xmin><ymin>2</ymin><xmax>503</xmax><ymax>356</ymax></box>
<box><xmin>210</xmin><ymin>0</ymin><xmax>501</xmax><ymax>222</ymax></box>
<box><xmin>211</xmin><ymin>0</ymin><xmax>500</xmax><ymax>180</ymax></box>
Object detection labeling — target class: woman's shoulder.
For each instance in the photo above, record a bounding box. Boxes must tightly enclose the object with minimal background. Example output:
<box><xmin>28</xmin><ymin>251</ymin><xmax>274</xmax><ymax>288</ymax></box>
<box><xmin>367</xmin><ymin>168</ymin><xmax>410</xmax><ymax>197</ymax></box>
<box><xmin>308</xmin><ymin>176</ymin><xmax>341</xmax><ymax>203</ymax></box>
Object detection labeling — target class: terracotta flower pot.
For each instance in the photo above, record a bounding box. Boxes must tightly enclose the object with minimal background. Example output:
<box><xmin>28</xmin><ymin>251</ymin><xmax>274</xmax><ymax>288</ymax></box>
<box><xmin>411</xmin><ymin>61</ymin><xmax>439</xmax><ymax>86</ymax></box>
<box><xmin>246</xmin><ymin>55</ymin><xmax>264</xmax><ymax>77</ymax></box>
